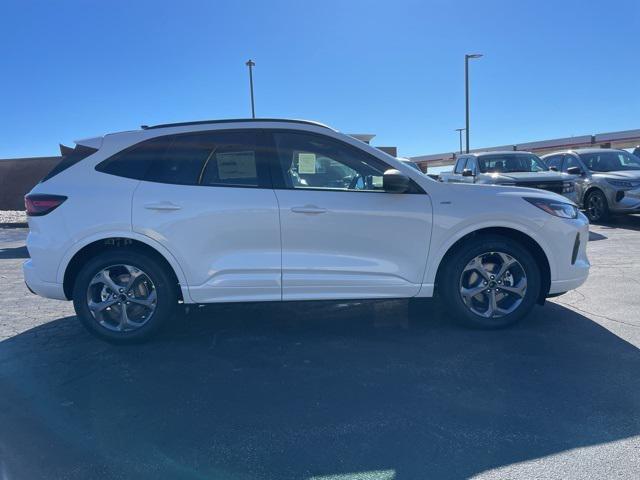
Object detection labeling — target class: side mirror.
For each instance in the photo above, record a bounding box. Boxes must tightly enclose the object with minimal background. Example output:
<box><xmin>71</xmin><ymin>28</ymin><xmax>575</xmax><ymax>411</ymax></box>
<box><xmin>566</xmin><ymin>166</ymin><xmax>582</xmax><ymax>175</ymax></box>
<box><xmin>549</xmin><ymin>166</ymin><xmax>559</xmax><ymax>172</ymax></box>
<box><xmin>461</xmin><ymin>168</ymin><xmax>474</xmax><ymax>177</ymax></box>
<box><xmin>383</xmin><ymin>169</ymin><xmax>411</xmax><ymax>193</ymax></box>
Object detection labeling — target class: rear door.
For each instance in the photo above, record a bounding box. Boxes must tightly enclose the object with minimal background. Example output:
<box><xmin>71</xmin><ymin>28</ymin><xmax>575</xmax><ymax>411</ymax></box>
<box><xmin>130</xmin><ymin>129</ymin><xmax>282</xmax><ymax>303</ymax></box>
<box><xmin>267</xmin><ymin>130</ymin><xmax>433</xmax><ymax>300</ymax></box>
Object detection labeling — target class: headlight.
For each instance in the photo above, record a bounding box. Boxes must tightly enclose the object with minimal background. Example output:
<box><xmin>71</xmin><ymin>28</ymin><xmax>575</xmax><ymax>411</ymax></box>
<box><xmin>562</xmin><ymin>181</ymin><xmax>575</xmax><ymax>193</ymax></box>
<box><xmin>605</xmin><ymin>179</ymin><xmax>635</xmax><ymax>188</ymax></box>
<box><xmin>524</xmin><ymin>197</ymin><xmax>578</xmax><ymax>219</ymax></box>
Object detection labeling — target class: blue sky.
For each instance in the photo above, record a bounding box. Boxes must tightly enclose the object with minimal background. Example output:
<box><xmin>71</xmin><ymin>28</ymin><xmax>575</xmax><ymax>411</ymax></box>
<box><xmin>1</xmin><ymin>0</ymin><xmax>638</xmax><ymax>159</ymax></box>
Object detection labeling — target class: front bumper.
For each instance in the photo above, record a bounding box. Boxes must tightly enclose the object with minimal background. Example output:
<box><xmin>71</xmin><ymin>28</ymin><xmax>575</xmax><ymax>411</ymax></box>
<box><xmin>23</xmin><ymin>259</ymin><xmax>67</xmax><ymax>300</ymax></box>
<box><xmin>607</xmin><ymin>186</ymin><xmax>640</xmax><ymax>213</ymax></box>
<box><xmin>547</xmin><ymin>214</ymin><xmax>590</xmax><ymax>295</ymax></box>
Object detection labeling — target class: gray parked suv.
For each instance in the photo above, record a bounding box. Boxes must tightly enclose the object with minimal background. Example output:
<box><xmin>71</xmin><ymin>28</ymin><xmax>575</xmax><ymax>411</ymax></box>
<box><xmin>542</xmin><ymin>148</ymin><xmax>640</xmax><ymax>222</ymax></box>
<box><xmin>439</xmin><ymin>151</ymin><xmax>576</xmax><ymax>201</ymax></box>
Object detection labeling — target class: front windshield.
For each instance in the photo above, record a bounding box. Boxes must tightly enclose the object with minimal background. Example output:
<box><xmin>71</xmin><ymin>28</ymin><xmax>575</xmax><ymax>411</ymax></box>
<box><xmin>477</xmin><ymin>154</ymin><xmax>548</xmax><ymax>173</ymax></box>
<box><xmin>579</xmin><ymin>151</ymin><xmax>640</xmax><ymax>172</ymax></box>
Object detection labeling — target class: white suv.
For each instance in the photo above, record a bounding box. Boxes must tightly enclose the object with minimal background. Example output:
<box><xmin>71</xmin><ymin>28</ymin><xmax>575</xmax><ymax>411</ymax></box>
<box><xmin>24</xmin><ymin>119</ymin><xmax>590</xmax><ymax>342</ymax></box>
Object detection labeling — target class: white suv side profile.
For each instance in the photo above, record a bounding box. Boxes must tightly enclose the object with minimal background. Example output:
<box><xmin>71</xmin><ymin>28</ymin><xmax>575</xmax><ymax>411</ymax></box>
<box><xmin>24</xmin><ymin>119</ymin><xmax>590</xmax><ymax>342</ymax></box>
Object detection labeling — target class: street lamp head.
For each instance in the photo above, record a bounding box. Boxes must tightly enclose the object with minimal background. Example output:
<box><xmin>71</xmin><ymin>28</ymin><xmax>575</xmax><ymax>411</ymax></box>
<box><xmin>465</xmin><ymin>53</ymin><xmax>483</xmax><ymax>59</ymax></box>
<box><xmin>245</xmin><ymin>59</ymin><xmax>255</xmax><ymax>67</ymax></box>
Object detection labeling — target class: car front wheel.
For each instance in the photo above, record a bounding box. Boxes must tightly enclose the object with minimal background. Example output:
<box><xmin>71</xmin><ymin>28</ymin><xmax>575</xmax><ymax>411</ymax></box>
<box><xmin>584</xmin><ymin>189</ymin><xmax>609</xmax><ymax>223</ymax></box>
<box><xmin>440</xmin><ymin>235</ymin><xmax>541</xmax><ymax>329</ymax></box>
<box><xmin>72</xmin><ymin>250</ymin><xmax>178</xmax><ymax>343</ymax></box>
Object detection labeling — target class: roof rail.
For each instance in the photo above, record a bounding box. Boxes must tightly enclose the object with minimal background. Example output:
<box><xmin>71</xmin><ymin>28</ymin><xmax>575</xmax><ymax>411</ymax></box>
<box><xmin>141</xmin><ymin>118</ymin><xmax>333</xmax><ymax>131</ymax></box>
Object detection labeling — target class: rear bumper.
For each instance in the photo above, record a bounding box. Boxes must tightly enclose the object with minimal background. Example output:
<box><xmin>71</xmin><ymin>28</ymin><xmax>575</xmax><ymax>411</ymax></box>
<box><xmin>23</xmin><ymin>259</ymin><xmax>67</xmax><ymax>300</ymax></box>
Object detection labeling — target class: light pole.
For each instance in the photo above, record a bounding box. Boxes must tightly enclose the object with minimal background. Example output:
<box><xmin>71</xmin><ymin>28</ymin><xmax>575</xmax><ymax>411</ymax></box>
<box><xmin>455</xmin><ymin>128</ymin><xmax>465</xmax><ymax>153</ymax></box>
<box><xmin>245</xmin><ymin>59</ymin><xmax>256</xmax><ymax>118</ymax></box>
<box><xmin>464</xmin><ymin>53</ymin><xmax>483</xmax><ymax>153</ymax></box>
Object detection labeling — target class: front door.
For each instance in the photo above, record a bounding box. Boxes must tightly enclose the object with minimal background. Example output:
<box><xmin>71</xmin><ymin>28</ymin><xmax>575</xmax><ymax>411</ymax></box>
<box><xmin>267</xmin><ymin>130</ymin><xmax>433</xmax><ymax>300</ymax></box>
<box><xmin>131</xmin><ymin>129</ymin><xmax>281</xmax><ymax>303</ymax></box>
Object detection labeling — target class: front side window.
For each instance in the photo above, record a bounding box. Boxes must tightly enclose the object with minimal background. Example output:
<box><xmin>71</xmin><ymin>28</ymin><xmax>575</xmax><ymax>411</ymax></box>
<box><xmin>579</xmin><ymin>151</ymin><xmax>640</xmax><ymax>172</ymax></box>
<box><xmin>271</xmin><ymin>131</ymin><xmax>389</xmax><ymax>192</ymax></box>
<box><xmin>465</xmin><ymin>157</ymin><xmax>477</xmax><ymax>174</ymax></box>
<box><xmin>544</xmin><ymin>155</ymin><xmax>563</xmax><ymax>171</ymax></box>
<box><xmin>478</xmin><ymin>154</ymin><xmax>548</xmax><ymax>173</ymax></box>
<box><xmin>563</xmin><ymin>155</ymin><xmax>582</xmax><ymax>172</ymax></box>
<box><xmin>454</xmin><ymin>157</ymin><xmax>467</xmax><ymax>174</ymax></box>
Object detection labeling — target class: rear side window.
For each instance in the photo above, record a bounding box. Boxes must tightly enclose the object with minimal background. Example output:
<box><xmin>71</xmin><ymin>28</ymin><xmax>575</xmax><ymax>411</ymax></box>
<box><xmin>96</xmin><ymin>136</ymin><xmax>171</xmax><ymax>180</ymax></box>
<box><xmin>41</xmin><ymin>144</ymin><xmax>98</xmax><ymax>182</ymax></box>
<box><xmin>96</xmin><ymin>130</ymin><xmax>268</xmax><ymax>187</ymax></box>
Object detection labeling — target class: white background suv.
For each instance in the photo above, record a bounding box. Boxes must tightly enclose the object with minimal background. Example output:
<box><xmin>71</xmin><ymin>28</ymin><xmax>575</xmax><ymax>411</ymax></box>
<box><xmin>24</xmin><ymin>119</ymin><xmax>590</xmax><ymax>342</ymax></box>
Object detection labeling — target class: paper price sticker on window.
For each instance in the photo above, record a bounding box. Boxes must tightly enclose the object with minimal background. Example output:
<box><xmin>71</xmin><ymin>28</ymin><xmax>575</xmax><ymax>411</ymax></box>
<box><xmin>216</xmin><ymin>151</ymin><xmax>257</xmax><ymax>179</ymax></box>
<box><xmin>298</xmin><ymin>153</ymin><xmax>316</xmax><ymax>174</ymax></box>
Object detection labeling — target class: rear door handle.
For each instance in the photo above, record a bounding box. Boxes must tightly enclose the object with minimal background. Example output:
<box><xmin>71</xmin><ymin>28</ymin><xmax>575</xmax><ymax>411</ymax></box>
<box><xmin>291</xmin><ymin>205</ymin><xmax>327</xmax><ymax>214</ymax></box>
<box><xmin>144</xmin><ymin>201</ymin><xmax>182</xmax><ymax>211</ymax></box>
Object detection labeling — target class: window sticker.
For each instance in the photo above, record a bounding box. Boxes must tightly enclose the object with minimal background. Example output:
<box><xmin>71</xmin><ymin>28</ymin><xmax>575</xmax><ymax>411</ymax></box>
<box><xmin>372</xmin><ymin>176</ymin><xmax>383</xmax><ymax>188</ymax></box>
<box><xmin>216</xmin><ymin>151</ymin><xmax>256</xmax><ymax>179</ymax></box>
<box><xmin>298</xmin><ymin>152</ymin><xmax>317</xmax><ymax>174</ymax></box>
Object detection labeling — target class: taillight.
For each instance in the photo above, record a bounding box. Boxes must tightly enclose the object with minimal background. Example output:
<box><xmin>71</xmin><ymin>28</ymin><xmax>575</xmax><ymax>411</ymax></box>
<box><xmin>24</xmin><ymin>194</ymin><xmax>67</xmax><ymax>216</ymax></box>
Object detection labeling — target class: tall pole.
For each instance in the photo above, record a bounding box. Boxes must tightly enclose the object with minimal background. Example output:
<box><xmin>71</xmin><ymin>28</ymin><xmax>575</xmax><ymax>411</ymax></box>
<box><xmin>464</xmin><ymin>53</ymin><xmax>483</xmax><ymax>153</ymax></box>
<box><xmin>464</xmin><ymin>56</ymin><xmax>470</xmax><ymax>153</ymax></box>
<box><xmin>245</xmin><ymin>59</ymin><xmax>256</xmax><ymax>118</ymax></box>
<box><xmin>455</xmin><ymin>128</ymin><xmax>465</xmax><ymax>154</ymax></box>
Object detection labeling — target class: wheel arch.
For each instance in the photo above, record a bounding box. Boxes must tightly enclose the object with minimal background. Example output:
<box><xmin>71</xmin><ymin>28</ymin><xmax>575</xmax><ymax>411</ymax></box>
<box><xmin>432</xmin><ymin>226</ymin><xmax>552</xmax><ymax>304</ymax></box>
<box><xmin>59</xmin><ymin>232</ymin><xmax>190</xmax><ymax>302</ymax></box>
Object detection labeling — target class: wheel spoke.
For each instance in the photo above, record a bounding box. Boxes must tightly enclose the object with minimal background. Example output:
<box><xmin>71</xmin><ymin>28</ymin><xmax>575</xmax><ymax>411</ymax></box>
<box><xmin>123</xmin><ymin>266</ymin><xmax>144</xmax><ymax>292</ymax></box>
<box><xmin>118</xmin><ymin>303</ymin><xmax>131</xmax><ymax>331</ymax></box>
<box><xmin>88</xmin><ymin>298</ymin><xmax>117</xmax><ymax>312</ymax></box>
<box><xmin>128</xmin><ymin>289</ymin><xmax>156</xmax><ymax>309</ymax></box>
<box><xmin>90</xmin><ymin>269</ymin><xmax>121</xmax><ymax>293</ymax></box>
<box><xmin>463</xmin><ymin>257</ymin><xmax>491</xmax><ymax>281</ymax></box>
<box><xmin>461</xmin><ymin>284</ymin><xmax>487</xmax><ymax>302</ymax></box>
<box><xmin>495</xmin><ymin>252</ymin><xmax>517</xmax><ymax>279</ymax></box>
<box><xmin>483</xmin><ymin>290</ymin><xmax>497</xmax><ymax>318</ymax></box>
<box><xmin>500</xmin><ymin>278</ymin><xmax>527</xmax><ymax>298</ymax></box>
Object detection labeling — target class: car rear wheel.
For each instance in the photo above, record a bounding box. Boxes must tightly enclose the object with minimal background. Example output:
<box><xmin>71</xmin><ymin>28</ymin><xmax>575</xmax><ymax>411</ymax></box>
<box><xmin>584</xmin><ymin>189</ymin><xmax>609</xmax><ymax>223</ymax></box>
<box><xmin>72</xmin><ymin>250</ymin><xmax>178</xmax><ymax>343</ymax></box>
<box><xmin>440</xmin><ymin>235</ymin><xmax>541</xmax><ymax>329</ymax></box>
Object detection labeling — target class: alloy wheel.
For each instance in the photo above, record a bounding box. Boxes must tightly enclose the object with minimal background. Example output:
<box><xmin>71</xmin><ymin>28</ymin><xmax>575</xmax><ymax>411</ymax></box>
<box><xmin>587</xmin><ymin>193</ymin><xmax>605</xmax><ymax>221</ymax></box>
<box><xmin>459</xmin><ymin>252</ymin><xmax>527</xmax><ymax>319</ymax></box>
<box><xmin>86</xmin><ymin>264</ymin><xmax>157</xmax><ymax>332</ymax></box>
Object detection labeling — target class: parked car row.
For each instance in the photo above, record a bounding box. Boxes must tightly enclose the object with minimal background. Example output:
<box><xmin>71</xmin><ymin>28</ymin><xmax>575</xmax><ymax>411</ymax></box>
<box><xmin>437</xmin><ymin>148</ymin><xmax>640</xmax><ymax>222</ymax></box>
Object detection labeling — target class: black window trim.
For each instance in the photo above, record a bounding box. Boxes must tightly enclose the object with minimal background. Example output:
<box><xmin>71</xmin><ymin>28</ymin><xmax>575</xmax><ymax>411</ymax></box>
<box><xmin>264</xmin><ymin>128</ymin><xmax>426</xmax><ymax>195</ymax></box>
<box><xmin>95</xmin><ymin>128</ymin><xmax>273</xmax><ymax>189</ymax></box>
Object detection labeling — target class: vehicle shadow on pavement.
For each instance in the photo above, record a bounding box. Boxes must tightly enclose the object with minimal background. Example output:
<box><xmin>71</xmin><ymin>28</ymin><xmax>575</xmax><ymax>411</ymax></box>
<box><xmin>595</xmin><ymin>214</ymin><xmax>640</xmax><ymax>232</ymax></box>
<box><xmin>0</xmin><ymin>245</ymin><xmax>29</xmax><ymax>259</ymax></box>
<box><xmin>1</xmin><ymin>301</ymin><xmax>639</xmax><ymax>480</ymax></box>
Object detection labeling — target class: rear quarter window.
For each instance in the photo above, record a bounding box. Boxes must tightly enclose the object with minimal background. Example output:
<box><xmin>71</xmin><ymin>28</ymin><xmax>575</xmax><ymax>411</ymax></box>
<box><xmin>41</xmin><ymin>145</ymin><xmax>98</xmax><ymax>182</ymax></box>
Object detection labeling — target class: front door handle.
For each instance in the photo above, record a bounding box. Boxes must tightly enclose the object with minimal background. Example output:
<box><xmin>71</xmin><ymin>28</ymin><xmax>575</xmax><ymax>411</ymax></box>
<box><xmin>144</xmin><ymin>201</ymin><xmax>182</xmax><ymax>211</ymax></box>
<box><xmin>291</xmin><ymin>205</ymin><xmax>327</xmax><ymax>214</ymax></box>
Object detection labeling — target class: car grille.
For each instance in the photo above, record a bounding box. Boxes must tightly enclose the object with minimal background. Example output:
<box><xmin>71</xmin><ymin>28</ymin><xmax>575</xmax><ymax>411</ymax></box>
<box><xmin>515</xmin><ymin>181</ymin><xmax>564</xmax><ymax>194</ymax></box>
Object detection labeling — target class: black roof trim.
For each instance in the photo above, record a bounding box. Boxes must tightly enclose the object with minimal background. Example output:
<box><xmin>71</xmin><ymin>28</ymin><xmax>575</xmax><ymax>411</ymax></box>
<box><xmin>141</xmin><ymin>118</ymin><xmax>332</xmax><ymax>131</ymax></box>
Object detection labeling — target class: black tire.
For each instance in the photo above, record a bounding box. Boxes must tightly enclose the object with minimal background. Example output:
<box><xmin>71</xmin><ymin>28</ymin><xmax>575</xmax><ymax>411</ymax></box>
<box><xmin>439</xmin><ymin>234</ymin><xmax>541</xmax><ymax>329</ymax></box>
<box><xmin>72</xmin><ymin>249</ymin><xmax>178</xmax><ymax>343</ymax></box>
<box><xmin>584</xmin><ymin>189</ymin><xmax>609</xmax><ymax>223</ymax></box>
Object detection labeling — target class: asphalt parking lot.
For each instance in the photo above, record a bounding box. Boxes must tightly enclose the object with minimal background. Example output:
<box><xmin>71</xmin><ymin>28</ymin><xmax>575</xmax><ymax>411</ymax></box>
<box><xmin>1</xmin><ymin>219</ymin><xmax>640</xmax><ymax>480</ymax></box>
